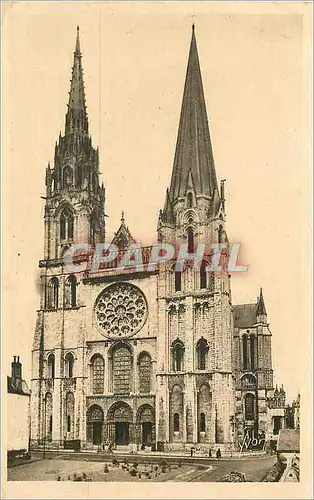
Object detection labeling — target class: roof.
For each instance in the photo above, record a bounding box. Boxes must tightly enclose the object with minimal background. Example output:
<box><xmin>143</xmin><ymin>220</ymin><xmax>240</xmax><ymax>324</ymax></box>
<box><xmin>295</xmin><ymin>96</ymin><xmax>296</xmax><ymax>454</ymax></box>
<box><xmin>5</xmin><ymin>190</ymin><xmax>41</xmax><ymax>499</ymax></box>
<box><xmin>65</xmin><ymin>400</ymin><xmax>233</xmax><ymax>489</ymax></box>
<box><xmin>7</xmin><ymin>376</ymin><xmax>31</xmax><ymax>397</ymax></box>
<box><xmin>233</xmin><ymin>303</ymin><xmax>257</xmax><ymax>328</ymax></box>
<box><xmin>277</xmin><ymin>429</ymin><xmax>300</xmax><ymax>453</ymax></box>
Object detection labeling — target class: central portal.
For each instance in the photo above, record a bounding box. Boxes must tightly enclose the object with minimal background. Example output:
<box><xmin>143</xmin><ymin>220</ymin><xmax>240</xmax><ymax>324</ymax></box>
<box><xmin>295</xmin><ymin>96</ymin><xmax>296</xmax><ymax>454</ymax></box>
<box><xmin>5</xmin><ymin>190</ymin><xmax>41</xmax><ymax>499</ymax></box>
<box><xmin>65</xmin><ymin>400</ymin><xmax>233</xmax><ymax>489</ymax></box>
<box><xmin>115</xmin><ymin>422</ymin><xmax>129</xmax><ymax>445</ymax></box>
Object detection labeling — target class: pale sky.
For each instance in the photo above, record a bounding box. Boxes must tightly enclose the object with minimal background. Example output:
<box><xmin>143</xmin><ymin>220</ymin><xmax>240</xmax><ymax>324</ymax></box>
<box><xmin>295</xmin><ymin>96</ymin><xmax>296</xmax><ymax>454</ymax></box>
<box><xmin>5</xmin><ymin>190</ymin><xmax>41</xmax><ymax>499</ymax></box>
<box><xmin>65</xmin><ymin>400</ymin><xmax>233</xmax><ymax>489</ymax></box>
<box><xmin>2</xmin><ymin>2</ymin><xmax>312</xmax><ymax>403</ymax></box>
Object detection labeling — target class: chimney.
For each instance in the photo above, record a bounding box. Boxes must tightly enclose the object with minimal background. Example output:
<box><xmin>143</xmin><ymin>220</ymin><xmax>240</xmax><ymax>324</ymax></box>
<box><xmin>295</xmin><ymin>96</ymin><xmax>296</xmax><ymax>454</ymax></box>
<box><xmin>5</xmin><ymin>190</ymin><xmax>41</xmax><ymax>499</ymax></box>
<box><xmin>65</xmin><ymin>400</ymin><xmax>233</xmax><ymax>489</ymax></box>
<box><xmin>11</xmin><ymin>355</ymin><xmax>22</xmax><ymax>391</ymax></box>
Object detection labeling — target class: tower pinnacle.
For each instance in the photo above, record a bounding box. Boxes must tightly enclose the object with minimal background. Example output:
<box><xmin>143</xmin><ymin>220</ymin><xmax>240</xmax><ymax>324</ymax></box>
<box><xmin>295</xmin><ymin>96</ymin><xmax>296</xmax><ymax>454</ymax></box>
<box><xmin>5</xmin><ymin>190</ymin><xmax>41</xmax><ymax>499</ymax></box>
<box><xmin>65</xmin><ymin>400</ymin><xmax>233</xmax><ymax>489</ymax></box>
<box><xmin>65</xmin><ymin>26</ymin><xmax>88</xmax><ymax>135</ymax></box>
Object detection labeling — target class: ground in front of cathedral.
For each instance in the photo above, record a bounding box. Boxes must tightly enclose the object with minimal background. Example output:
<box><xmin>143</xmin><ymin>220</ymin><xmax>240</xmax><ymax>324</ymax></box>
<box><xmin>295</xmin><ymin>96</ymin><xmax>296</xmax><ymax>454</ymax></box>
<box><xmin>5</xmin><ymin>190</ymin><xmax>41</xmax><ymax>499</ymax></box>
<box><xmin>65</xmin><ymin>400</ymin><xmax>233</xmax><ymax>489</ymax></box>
<box><xmin>8</xmin><ymin>453</ymin><xmax>276</xmax><ymax>482</ymax></box>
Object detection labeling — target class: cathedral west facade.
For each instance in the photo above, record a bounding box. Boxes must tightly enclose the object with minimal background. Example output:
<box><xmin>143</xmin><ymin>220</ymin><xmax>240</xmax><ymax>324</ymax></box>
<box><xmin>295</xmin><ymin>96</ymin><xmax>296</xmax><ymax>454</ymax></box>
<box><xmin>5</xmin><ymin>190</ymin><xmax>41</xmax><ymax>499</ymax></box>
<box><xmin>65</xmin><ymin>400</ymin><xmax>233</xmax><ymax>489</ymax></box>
<box><xmin>31</xmin><ymin>26</ymin><xmax>277</xmax><ymax>451</ymax></box>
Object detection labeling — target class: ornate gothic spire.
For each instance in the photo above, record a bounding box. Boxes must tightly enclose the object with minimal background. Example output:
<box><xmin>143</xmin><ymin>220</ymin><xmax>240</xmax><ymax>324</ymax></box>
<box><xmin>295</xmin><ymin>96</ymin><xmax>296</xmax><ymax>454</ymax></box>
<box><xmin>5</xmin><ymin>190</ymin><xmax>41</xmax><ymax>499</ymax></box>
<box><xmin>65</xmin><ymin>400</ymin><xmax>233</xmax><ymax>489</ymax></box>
<box><xmin>65</xmin><ymin>26</ymin><xmax>88</xmax><ymax>136</ymax></box>
<box><xmin>169</xmin><ymin>25</ymin><xmax>218</xmax><ymax>202</ymax></box>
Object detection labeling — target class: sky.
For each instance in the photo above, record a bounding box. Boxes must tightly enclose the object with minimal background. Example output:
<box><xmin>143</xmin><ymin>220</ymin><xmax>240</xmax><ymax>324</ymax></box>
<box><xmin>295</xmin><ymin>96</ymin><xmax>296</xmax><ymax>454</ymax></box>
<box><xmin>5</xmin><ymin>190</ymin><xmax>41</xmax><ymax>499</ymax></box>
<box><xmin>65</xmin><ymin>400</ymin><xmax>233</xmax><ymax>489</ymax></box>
<box><xmin>2</xmin><ymin>2</ymin><xmax>312</xmax><ymax>403</ymax></box>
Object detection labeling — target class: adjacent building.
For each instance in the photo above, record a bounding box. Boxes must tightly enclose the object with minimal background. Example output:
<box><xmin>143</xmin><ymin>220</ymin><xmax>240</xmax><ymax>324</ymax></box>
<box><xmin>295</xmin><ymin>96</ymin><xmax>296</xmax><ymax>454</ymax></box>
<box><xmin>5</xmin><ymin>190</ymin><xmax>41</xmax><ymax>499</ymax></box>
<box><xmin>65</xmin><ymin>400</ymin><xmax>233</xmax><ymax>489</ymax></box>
<box><xmin>7</xmin><ymin>357</ymin><xmax>31</xmax><ymax>455</ymax></box>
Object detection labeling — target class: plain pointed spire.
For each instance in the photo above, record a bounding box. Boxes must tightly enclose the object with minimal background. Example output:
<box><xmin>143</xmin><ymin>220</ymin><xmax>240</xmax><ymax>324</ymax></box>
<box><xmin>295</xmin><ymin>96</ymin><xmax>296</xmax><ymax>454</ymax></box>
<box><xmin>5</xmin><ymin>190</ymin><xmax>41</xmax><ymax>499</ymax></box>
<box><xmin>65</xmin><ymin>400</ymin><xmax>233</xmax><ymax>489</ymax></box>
<box><xmin>169</xmin><ymin>25</ymin><xmax>218</xmax><ymax>202</ymax></box>
<box><xmin>65</xmin><ymin>26</ymin><xmax>88</xmax><ymax>135</ymax></box>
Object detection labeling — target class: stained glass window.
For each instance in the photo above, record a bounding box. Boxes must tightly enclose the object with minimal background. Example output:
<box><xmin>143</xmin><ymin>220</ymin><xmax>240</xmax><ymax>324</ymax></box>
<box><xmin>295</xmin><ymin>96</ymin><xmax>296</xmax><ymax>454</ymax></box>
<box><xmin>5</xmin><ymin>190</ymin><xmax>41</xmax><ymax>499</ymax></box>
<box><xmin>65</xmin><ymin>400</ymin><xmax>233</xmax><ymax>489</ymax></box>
<box><xmin>138</xmin><ymin>353</ymin><xmax>151</xmax><ymax>393</ymax></box>
<box><xmin>113</xmin><ymin>346</ymin><xmax>132</xmax><ymax>394</ymax></box>
<box><xmin>92</xmin><ymin>355</ymin><xmax>104</xmax><ymax>394</ymax></box>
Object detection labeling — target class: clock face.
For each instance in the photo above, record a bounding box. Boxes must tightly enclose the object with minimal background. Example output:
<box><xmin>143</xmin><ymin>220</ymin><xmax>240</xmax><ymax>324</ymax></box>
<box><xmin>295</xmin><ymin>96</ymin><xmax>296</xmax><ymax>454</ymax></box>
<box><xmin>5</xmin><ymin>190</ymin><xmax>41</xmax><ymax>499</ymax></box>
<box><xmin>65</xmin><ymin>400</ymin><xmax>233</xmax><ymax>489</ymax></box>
<box><xmin>94</xmin><ymin>283</ymin><xmax>148</xmax><ymax>339</ymax></box>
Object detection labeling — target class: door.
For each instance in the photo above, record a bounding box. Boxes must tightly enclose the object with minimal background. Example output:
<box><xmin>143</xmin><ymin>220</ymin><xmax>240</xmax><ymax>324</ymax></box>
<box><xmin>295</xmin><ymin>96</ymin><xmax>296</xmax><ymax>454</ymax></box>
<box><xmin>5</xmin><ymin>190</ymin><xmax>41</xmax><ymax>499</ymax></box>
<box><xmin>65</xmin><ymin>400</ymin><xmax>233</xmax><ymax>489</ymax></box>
<box><xmin>142</xmin><ymin>422</ymin><xmax>152</xmax><ymax>445</ymax></box>
<box><xmin>115</xmin><ymin>422</ymin><xmax>129</xmax><ymax>445</ymax></box>
<box><xmin>92</xmin><ymin>422</ymin><xmax>102</xmax><ymax>445</ymax></box>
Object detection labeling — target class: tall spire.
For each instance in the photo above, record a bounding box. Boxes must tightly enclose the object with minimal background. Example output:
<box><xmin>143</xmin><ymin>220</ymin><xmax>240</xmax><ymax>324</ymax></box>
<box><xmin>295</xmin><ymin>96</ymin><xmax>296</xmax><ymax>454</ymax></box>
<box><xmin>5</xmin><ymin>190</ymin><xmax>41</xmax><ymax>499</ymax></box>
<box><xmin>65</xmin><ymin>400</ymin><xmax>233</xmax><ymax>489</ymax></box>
<box><xmin>169</xmin><ymin>25</ymin><xmax>218</xmax><ymax>202</ymax></box>
<box><xmin>65</xmin><ymin>26</ymin><xmax>88</xmax><ymax>135</ymax></box>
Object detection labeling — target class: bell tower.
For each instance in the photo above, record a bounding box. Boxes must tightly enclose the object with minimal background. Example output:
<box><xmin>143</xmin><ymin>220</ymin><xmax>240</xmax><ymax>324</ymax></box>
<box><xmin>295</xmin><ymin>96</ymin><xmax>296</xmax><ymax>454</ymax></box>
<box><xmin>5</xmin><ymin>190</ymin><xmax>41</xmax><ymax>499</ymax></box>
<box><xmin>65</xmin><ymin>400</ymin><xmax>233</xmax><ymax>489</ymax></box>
<box><xmin>157</xmin><ymin>25</ymin><xmax>227</xmax><ymax>253</ymax></box>
<box><xmin>44</xmin><ymin>26</ymin><xmax>105</xmax><ymax>262</ymax></box>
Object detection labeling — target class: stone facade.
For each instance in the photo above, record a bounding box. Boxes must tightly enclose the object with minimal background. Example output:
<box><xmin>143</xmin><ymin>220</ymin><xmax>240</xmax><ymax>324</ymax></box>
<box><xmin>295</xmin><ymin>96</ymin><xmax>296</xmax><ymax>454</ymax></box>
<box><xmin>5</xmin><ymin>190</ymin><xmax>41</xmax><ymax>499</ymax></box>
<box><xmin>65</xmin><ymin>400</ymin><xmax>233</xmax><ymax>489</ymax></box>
<box><xmin>31</xmin><ymin>26</ymin><xmax>278</xmax><ymax>452</ymax></box>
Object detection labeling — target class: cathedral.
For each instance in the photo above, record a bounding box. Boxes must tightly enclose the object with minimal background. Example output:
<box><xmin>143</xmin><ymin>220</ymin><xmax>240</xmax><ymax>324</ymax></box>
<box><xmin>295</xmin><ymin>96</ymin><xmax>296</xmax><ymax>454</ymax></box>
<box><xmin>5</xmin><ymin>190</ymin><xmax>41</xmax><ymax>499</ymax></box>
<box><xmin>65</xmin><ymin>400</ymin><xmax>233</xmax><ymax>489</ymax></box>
<box><xmin>31</xmin><ymin>25</ymin><xmax>278</xmax><ymax>452</ymax></box>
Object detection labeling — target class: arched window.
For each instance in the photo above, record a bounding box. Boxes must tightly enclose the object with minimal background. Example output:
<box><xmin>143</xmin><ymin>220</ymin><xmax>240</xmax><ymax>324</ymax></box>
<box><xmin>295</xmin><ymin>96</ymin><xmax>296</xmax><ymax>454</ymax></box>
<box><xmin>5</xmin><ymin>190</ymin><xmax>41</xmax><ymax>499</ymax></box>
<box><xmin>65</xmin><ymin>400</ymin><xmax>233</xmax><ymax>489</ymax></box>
<box><xmin>47</xmin><ymin>277</ymin><xmax>59</xmax><ymax>309</ymax></box>
<box><xmin>138</xmin><ymin>352</ymin><xmax>151</xmax><ymax>394</ymax></box>
<box><xmin>172</xmin><ymin>341</ymin><xmax>184</xmax><ymax>372</ymax></box>
<box><xmin>173</xmin><ymin>413</ymin><xmax>180</xmax><ymax>432</ymax></box>
<box><xmin>47</xmin><ymin>353</ymin><xmax>55</xmax><ymax>379</ymax></box>
<box><xmin>60</xmin><ymin>207</ymin><xmax>74</xmax><ymax>240</ymax></box>
<box><xmin>200</xmin><ymin>261</ymin><xmax>207</xmax><ymax>289</ymax></box>
<box><xmin>65</xmin><ymin>275</ymin><xmax>77</xmax><ymax>308</ymax></box>
<box><xmin>113</xmin><ymin>345</ymin><xmax>132</xmax><ymax>395</ymax></box>
<box><xmin>175</xmin><ymin>271</ymin><xmax>181</xmax><ymax>292</ymax></box>
<box><xmin>63</xmin><ymin>166</ymin><xmax>73</xmax><ymax>187</ymax></box>
<box><xmin>200</xmin><ymin>412</ymin><xmax>206</xmax><ymax>432</ymax></box>
<box><xmin>242</xmin><ymin>334</ymin><xmax>248</xmax><ymax>370</ymax></box>
<box><xmin>187</xmin><ymin>192</ymin><xmax>193</xmax><ymax>208</ymax></box>
<box><xmin>91</xmin><ymin>355</ymin><xmax>104</xmax><ymax>395</ymax></box>
<box><xmin>196</xmin><ymin>339</ymin><xmax>208</xmax><ymax>370</ymax></box>
<box><xmin>65</xmin><ymin>353</ymin><xmax>74</xmax><ymax>378</ymax></box>
<box><xmin>245</xmin><ymin>393</ymin><xmax>255</xmax><ymax>420</ymax></box>
<box><xmin>187</xmin><ymin>228</ymin><xmax>194</xmax><ymax>253</ymax></box>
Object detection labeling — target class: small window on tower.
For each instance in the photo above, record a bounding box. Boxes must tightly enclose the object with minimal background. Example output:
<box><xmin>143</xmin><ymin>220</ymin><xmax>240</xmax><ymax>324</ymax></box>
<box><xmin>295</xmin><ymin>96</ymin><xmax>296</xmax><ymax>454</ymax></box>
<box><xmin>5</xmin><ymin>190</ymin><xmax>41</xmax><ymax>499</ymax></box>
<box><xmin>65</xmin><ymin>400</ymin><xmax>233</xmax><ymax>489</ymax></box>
<box><xmin>175</xmin><ymin>271</ymin><xmax>181</xmax><ymax>292</ymax></box>
<box><xmin>60</xmin><ymin>208</ymin><xmax>74</xmax><ymax>241</ymax></box>
<box><xmin>187</xmin><ymin>228</ymin><xmax>194</xmax><ymax>253</ymax></box>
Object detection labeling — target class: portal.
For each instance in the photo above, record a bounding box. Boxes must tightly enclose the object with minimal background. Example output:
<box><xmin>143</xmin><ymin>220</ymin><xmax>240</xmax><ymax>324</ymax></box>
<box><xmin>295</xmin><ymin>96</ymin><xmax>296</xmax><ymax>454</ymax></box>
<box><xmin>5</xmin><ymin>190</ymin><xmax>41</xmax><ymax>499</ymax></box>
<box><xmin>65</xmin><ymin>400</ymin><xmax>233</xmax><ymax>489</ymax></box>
<box><xmin>115</xmin><ymin>422</ymin><xmax>129</xmax><ymax>445</ymax></box>
<box><xmin>142</xmin><ymin>422</ymin><xmax>152</xmax><ymax>445</ymax></box>
<box><xmin>92</xmin><ymin>422</ymin><xmax>102</xmax><ymax>445</ymax></box>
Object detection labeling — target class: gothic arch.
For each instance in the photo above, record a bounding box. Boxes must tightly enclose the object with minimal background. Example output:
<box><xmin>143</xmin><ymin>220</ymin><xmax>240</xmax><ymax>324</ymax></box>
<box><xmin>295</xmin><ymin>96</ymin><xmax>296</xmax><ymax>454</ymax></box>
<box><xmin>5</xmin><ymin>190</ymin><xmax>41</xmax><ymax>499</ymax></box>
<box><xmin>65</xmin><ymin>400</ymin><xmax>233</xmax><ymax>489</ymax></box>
<box><xmin>107</xmin><ymin>401</ymin><xmax>133</xmax><ymax>423</ymax></box>
<box><xmin>86</xmin><ymin>404</ymin><xmax>104</xmax><ymax>446</ymax></box>
<box><xmin>171</xmin><ymin>339</ymin><xmax>185</xmax><ymax>372</ymax></box>
<box><xmin>65</xmin><ymin>274</ymin><xmax>77</xmax><ymax>308</ymax></box>
<box><xmin>196</xmin><ymin>338</ymin><xmax>209</xmax><ymax>370</ymax></box>
<box><xmin>47</xmin><ymin>353</ymin><xmax>55</xmax><ymax>379</ymax></box>
<box><xmin>47</xmin><ymin>277</ymin><xmax>59</xmax><ymax>309</ymax></box>
<box><xmin>64</xmin><ymin>352</ymin><xmax>74</xmax><ymax>378</ymax></box>
<box><xmin>60</xmin><ymin>206</ymin><xmax>74</xmax><ymax>241</ymax></box>
<box><xmin>137</xmin><ymin>404</ymin><xmax>155</xmax><ymax>446</ymax></box>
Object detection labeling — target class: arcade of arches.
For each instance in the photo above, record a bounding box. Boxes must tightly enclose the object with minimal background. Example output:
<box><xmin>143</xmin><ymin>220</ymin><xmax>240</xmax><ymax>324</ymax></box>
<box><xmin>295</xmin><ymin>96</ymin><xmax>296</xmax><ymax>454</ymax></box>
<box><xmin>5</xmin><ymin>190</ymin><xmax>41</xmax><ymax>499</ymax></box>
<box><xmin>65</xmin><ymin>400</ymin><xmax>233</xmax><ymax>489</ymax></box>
<box><xmin>86</xmin><ymin>402</ymin><xmax>155</xmax><ymax>447</ymax></box>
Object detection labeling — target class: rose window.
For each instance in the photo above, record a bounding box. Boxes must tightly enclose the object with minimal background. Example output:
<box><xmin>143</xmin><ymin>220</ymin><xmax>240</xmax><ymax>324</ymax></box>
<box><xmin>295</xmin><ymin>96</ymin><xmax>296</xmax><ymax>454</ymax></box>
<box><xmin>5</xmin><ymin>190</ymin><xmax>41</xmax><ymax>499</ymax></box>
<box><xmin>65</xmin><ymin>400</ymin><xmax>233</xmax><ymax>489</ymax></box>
<box><xmin>95</xmin><ymin>283</ymin><xmax>148</xmax><ymax>338</ymax></box>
